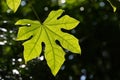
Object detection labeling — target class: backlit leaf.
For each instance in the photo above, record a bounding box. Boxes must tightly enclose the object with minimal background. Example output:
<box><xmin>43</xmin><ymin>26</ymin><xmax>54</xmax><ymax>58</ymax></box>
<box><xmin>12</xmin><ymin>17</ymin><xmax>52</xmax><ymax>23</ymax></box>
<box><xmin>6</xmin><ymin>0</ymin><xmax>21</xmax><ymax>13</ymax></box>
<box><xmin>15</xmin><ymin>9</ymin><xmax>81</xmax><ymax>76</ymax></box>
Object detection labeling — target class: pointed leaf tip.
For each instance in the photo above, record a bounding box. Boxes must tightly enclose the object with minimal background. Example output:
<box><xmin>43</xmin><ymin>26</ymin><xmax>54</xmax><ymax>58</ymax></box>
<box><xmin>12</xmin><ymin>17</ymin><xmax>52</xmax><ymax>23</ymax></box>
<box><xmin>6</xmin><ymin>0</ymin><xmax>21</xmax><ymax>13</ymax></box>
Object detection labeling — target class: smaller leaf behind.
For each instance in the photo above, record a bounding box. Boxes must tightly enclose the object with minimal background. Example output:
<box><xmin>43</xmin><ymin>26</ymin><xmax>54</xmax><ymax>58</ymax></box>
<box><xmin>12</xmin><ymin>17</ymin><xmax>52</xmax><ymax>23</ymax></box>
<box><xmin>6</xmin><ymin>0</ymin><xmax>21</xmax><ymax>13</ymax></box>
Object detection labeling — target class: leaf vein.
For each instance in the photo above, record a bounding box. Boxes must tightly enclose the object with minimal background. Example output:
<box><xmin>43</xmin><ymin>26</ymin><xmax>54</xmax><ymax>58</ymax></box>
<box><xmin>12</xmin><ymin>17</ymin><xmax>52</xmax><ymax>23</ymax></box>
<box><xmin>26</xmin><ymin>27</ymin><xmax>42</xmax><ymax>59</ymax></box>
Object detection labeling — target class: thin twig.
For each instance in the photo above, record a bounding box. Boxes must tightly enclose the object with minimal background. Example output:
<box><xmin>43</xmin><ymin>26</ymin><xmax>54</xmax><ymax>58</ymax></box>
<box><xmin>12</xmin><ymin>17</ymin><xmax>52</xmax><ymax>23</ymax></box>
<box><xmin>30</xmin><ymin>4</ymin><xmax>42</xmax><ymax>23</ymax></box>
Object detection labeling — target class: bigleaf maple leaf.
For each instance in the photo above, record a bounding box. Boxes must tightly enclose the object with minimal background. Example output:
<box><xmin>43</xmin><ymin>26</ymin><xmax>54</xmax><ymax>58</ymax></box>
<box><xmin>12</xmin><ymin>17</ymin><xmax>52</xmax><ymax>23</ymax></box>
<box><xmin>15</xmin><ymin>9</ymin><xmax>81</xmax><ymax>76</ymax></box>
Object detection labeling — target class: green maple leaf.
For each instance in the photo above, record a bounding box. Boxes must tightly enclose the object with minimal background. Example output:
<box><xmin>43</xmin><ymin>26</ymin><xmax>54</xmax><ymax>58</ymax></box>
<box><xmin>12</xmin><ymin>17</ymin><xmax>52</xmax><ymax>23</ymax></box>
<box><xmin>15</xmin><ymin>9</ymin><xmax>81</xmax><ymax>76</ymax></box>
<box><xmin>6</xmin><ymin>0</ymin><xmax>21</xmax><ymax>13</ymax></box>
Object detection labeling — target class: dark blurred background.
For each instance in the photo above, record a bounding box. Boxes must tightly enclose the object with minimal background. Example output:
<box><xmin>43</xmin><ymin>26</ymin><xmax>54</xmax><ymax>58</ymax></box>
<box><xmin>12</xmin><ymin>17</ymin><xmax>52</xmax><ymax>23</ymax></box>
<box><xmin>0</xmin><ymin>0</ymin><xmax>120</xmax><ymax>80</ymax></box>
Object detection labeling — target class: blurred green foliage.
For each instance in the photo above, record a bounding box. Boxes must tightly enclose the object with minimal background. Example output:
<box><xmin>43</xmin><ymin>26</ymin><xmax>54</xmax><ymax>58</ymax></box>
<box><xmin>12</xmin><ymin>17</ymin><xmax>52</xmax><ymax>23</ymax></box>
<box><xmin>0</xmin><ymin>0</ymin><xmax>120</xmax><ymax>80</ymax></box>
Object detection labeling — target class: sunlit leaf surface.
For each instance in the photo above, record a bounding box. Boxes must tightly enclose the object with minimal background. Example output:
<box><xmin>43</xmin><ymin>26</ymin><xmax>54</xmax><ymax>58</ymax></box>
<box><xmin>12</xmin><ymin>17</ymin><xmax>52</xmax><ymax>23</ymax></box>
<box><xmin>6</xmin><ymin>0</ymin><xmax>21</xmax><ymax>12</ymax></box>
<box><xmin>15</xmin><ymin>9</ymin><xmax>81</xmax><ymax>76</ymax></box>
